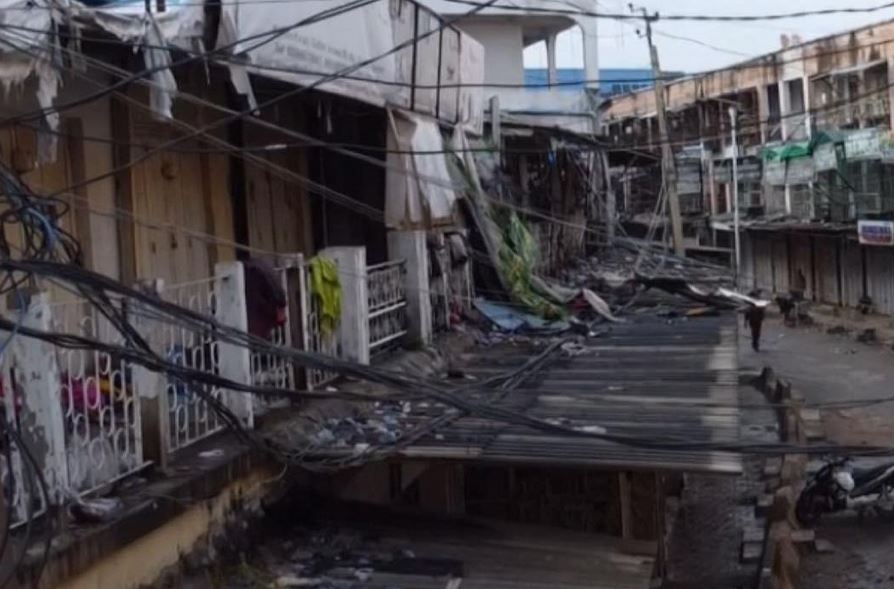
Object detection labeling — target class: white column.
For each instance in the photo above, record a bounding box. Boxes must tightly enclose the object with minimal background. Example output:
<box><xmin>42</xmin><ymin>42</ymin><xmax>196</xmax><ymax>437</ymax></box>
<box><xmin>757</xmin><ymin>85</ymin><xmax>770</xmax><ymax>144</ymax></box>
<box><xmin>778</xmin><ymin>79</ymin><xmax>791</xmax><ymax>141</ymax></box>
<box><xmin>388</xmin><ymin>230</ymin><xmax>433</xmax><ymax>346</ymax></box>
<box><xmin>321</xmin><ymin>246</ymin><xmax>370</xmax><ymax>365</ymax></box>
<box><xmin>10</xmin><ymin>292</ymin><xmax>70</xmax><ymax>502</ymax></box>
<box><xmin>580</xmin><ymin>20</ymin><xmax>599</xmax><ymax>91</ymax></box>
<box><xmin>802</xmin><ymin>75</ymin><xmax>812</xmax><ymax>138</ymax></box>
<box><xmin>132</xmin><ymin>279</ymin><xmax>170</xmax><ymax>467</ymax></box>
<box><xmin>214</xmin><ymin>261</ymin><xmax>254</xmax><ymax>428</ymax></box>
<box><xmin>887</xmin><ymin>60</ymin><xmax>894</xmax><ymax>132</ymax></box>
<box><xmin>546</xmin><ymin>34</ymin><xmax>558</xmax><ymax>86</ymax></box>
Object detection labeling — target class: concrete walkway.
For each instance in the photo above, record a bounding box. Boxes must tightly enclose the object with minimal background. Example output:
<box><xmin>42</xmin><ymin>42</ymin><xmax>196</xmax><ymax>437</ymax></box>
<box><xmin>740</xmin><ymin>315</ymin><xmax>894</xmax><ymax>589</ymax></box>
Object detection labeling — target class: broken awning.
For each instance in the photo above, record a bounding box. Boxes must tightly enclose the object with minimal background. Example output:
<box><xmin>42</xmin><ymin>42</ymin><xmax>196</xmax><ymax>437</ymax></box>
<box><xmin>761</xmin><ymin>142</ymin><xmax>810</xmax><ymax>161</ymax></box>
<box><xmin>220</xmin><ymin>0</ymin><xmax>400</xmax><ymax>108</ymax></box>
<box><xmin>385</xmin><ymin>109</ymin><xmax>459</xmax><ymax>229</ymax></box>
<box><xmin>0</xmin><ymin>0</ymin><xmax>59</xmax><ymax>161</ymax></box>
<box><xmin>217</xmin><ymin>0</ymin><xmax>485</xmax><ymax>127</ymax></box>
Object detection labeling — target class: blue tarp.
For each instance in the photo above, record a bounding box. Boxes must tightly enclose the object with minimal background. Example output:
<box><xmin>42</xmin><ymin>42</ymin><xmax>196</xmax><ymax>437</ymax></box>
<box><xmin>474</xmin><ymin>299</ymin><xmax>570</xmax><ymax>334</ymax></box>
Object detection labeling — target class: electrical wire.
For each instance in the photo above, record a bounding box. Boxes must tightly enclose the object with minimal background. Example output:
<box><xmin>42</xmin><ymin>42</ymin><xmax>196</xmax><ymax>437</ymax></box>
<box><xmin>0</xmin><ymin>0</ymin><xmax>385</xmax><ymax>128</ymax></box>
<box><xmin>6</xmin><ymin>0</ymin><xmax>894</xmax><ymax>20</ymax></box>
<box><xmin>0</xmin><ymin>21</ymin><xmax>882</xmax><ymax>260</ymax></box>
<box><xmin>441</xmin><ymin>0</ymin><xmax>894</xmax><ymax>22</ymax></box>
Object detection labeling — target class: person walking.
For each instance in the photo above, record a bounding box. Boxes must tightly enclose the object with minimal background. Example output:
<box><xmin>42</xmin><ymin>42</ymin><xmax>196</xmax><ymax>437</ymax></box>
<box><xmin>744</xmin><ymin>294</ymin><xmax>766</xmax><ymax>352</ymax></box>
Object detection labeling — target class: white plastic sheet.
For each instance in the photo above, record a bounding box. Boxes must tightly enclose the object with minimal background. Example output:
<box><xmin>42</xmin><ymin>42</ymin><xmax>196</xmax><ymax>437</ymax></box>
<box><xmin>385</xmin><ymin>109</ymin><xmax>457</xmax><ymax>229</ymax></box>
<box><xmin>222</xmin><ymin>0</ymin><xmax>401</xmax><ymax>107</ymax></box>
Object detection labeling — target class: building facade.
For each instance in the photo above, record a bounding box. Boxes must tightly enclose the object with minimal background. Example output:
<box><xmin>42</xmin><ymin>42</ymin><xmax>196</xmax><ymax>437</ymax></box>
<box><xmin>602</xmin><ymin>19</ymin><xmax>894</xmax><ymax>314</ymax></box>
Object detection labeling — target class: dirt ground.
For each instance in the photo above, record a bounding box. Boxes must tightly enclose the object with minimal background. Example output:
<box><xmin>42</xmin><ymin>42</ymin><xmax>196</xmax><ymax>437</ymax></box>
<box><xmin>740</xmin><ymin>315</ymin><xmax>894</xmax><ymax>589</ymax></box>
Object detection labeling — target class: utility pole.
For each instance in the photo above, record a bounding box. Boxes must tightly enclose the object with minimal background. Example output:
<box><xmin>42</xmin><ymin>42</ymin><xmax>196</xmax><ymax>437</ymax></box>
<box><xmin>640</xmin><ymin>9</ymin><xmax>685</xmax><ymax>257</ymax></box>
<box><xmin>729</xmin><ymin>106</ymin><xmax>741</xmax><ymax>286</ymax></box>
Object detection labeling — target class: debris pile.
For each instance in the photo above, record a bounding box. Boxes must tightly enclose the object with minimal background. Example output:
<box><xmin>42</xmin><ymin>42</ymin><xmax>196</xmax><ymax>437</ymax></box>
<box><xmin>304</xmin><ymin>402</ymin><xmax>411</xmax><ymax>451</ymax></box>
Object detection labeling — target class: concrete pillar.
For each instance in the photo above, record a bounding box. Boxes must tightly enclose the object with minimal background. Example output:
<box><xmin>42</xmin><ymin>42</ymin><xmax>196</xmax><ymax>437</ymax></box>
<box><xmin>802</xmin><ymin>75</ymin><xmax>812</xmax><ymax>139</ymax></box>
<box><xmin>757</xmin><ymin>84</ymin><xmax>770</xmax><ymax>144</ymax></box>
<box><xmin>580</xmin><ymin>21</ymin><xmax>599</xmax><ymax>91</ymax></box>
<box><xmin>387</xmin><ymin>230</ymin><xmax>432</xmax><ymax>347</ymax></box>
<box><xmin>214</xmin><ymin>261</ymin><xmax>254</xmax><ymax>428</ymax></box>
<box><xmin>132</xmin><ymin>279</ymin><xmax>170</xmax><ymax>467</ymax></box>
<box><xmin>321</xmin><ymin>246</ymin><xmax>370</xmax><ymax>365</ymax></box>
<box><xmin>887</xmin><ymin>60</ymin><xmax>894</xmax><ymax>132</ymax></box>
<box><xmin>9</xmin><ymin>292</ymin><xmax>70</xmax><ymax>502</ymax></box>
<box><xmin>778</xmin><ymin>79</ymin><xmax>791</xmax><ymax>141</ymax></box>
<box><xmin>546</xmin><ymin>34</ymin><xmax>558</xmax><ymax>86</ymax></box>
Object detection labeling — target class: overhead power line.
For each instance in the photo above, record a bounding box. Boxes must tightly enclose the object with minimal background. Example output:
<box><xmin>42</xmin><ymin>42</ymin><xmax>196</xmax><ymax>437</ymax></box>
<box><xmin>0</xmin><ymin>0</ymin><xmax>383</xmax><ymax>128</ymax></box>
<box><xmin>8</xmin><ymin>19</ymin><xmax>894</xmax><ymax>90</ymax></box>
<box><xmin>442</xmin><ymin>0</ymin><xmax>894</xmax><ymax>22</ymax></box>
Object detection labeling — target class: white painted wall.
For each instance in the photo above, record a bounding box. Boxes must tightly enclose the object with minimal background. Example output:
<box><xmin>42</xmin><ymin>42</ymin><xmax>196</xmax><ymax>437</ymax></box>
<box><xmin>457</xmin><ymin>21</ymin><xmax>526</xmax><ymax>86</ymax></box>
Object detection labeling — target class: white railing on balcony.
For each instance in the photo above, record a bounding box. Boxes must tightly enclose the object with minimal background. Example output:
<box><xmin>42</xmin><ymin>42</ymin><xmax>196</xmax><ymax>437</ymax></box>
<box><xmin>250</xmin><ymin>263</ymin><xmax>295</xmax><ymax>415</ymax></box>
<box><xmin>367</xmin><ymin>260</ymin><xmax>408</xmax><ymax>350</ymax></box>
<box><xmin>50</xmin><ymin>297</ymin><xmax>145</xmax><ymax>494</ymax></box>
<box><xmin>155</xmin><ymin>276</ymin><xmax>228</xmax><ymax>453</ymax></box>
<box><xmin>0</xmin><ymin>246</ymin><xmax>410</xmax><ymax>527</ymax></box>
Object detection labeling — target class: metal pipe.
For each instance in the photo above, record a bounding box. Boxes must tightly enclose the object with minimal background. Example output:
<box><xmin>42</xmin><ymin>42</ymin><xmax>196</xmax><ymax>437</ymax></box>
<box><xmin>729</xmin><ymin>106</ymin><xmax>741</xmax><ymax>286</ymax></box>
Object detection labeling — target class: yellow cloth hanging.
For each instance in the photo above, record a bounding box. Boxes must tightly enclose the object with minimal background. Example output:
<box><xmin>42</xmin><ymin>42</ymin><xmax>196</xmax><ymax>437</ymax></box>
<box><xmin>309</xmin><ymin>256</ymin><xmax>342</xmax><ymax>335</ymax></box>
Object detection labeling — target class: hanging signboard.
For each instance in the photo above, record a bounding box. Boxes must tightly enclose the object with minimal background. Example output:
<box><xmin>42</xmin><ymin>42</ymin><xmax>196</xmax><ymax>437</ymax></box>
<box><xmin>764</xmin><ymin>160</ymin><xmax>787</xmax><ymax>186</ymax></box>
<box><xmin>676</xmin><ymin>160</ymin><xmax>702</xmax><ymax>195</ymax></box>
<box><xmin>786</xmin><ymin>157</ymin><xmax>815</xmax><ymax>184</ymax></box>
<box><xmin>845</xmin><ymin>128</ymin><xmax>882</xmax><ymax>161</ymax></box>
<box><xmin>225</xmin><ymin>0</ymin><xmax>401</xmax><ymax>107</ymax></box>
<box><xmin>858</xmin><ymin>220</ymin><xmax>894</xmax><ymax>246</ymax></box>
<box><xmin>813</xmin><ymin>142</ymin><xmax>839</xmax><ymax>171</ymax></box>
<box><xmin>714</xmin><ymin>157</ymin><xmax>762</xmax><ymax>184</ymax></box>
<box><xmin>881</xmin><ymin>132</ymin><xmax>894</xmax><ymax>164</ymax></box>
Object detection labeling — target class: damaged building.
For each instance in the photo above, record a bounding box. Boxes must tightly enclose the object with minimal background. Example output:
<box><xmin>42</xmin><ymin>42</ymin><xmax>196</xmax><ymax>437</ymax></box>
<box><xmin>0</xmin><ymin>1</ymin><xmax>766</xmax><ymax>588</ymax></box>
<box><xmin>602</xmin><ymin>19</ymin><xmax>894</xmax><ymax>315</ymax></box>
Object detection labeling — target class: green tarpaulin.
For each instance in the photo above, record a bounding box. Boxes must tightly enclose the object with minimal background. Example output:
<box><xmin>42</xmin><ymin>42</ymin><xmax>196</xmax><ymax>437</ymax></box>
<box><xmin>761</xmin><ymin>142</ymin><xmax>811</xmax><ymax>161</ymax></box>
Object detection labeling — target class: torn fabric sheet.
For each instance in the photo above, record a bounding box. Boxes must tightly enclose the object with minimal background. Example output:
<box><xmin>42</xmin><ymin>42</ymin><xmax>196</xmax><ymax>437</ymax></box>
<box><xmin>0</xmin><ymin>0</ymin><xmax>61</xmax><ymax>162</ymax></box>
<box><xmin>71</xmin><ymin>1</ymin><xmax>205</xmax><ymax>49</ymax></box>
<box><xmin>69</xmin><ymin>1</ymin><xmax>206</xmax><ymax>119</ymax></box>
<box><xmin>385</xmin><ymin>109</ymin><xmax>458</xmax><ymax>229</ymax></box>
<box><xmin>143</xmin><ymin>15</ymin><xmax>176</xmax><ymax>120</ymax></box>
<box><xmin>220</xmin><ymin>0</ymin><xmax>399</xmax><ymax>107</ymax></box>
<box><xmin>215</xmin><ymin>10</ymin><xmax>258</xmax><ymax>112</ymax></box>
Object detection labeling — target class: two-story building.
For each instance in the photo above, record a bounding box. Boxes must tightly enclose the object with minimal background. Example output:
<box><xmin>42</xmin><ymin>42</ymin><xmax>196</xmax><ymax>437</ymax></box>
<box><xmin>602</xmin><ymin>20</ymin><xmax>894</xmax><ymax>315</ymax></box>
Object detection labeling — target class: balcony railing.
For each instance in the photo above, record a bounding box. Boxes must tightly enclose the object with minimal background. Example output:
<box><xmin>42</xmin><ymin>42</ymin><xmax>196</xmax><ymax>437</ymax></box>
<box><xmin>0</xmin><ymin>246</ymin><xmax>416</xmax><ymax>528</ymax></box>
<box><xmin>367</xmin><ymin>260</ymin><xmax>408</xmax><ymax>351</ymax></box>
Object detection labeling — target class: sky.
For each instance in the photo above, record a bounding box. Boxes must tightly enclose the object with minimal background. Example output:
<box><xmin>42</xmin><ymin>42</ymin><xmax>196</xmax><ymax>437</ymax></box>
<box><xmin>524</xmin><ymin>0</ymin><xmax>894</xmax><ymax>74</ymax></box>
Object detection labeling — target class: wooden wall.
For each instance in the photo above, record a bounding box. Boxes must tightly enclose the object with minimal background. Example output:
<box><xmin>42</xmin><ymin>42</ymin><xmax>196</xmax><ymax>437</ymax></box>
<box><xmin>243</xmin><ymin>102</ymin><xmax>313</xmax><ymax>257</ymax></box>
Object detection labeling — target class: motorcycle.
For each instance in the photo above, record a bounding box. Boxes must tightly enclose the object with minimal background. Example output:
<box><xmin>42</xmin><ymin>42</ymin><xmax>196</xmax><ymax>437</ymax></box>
<box><xmin>796</xmin><ymin>457</ymin><xmax>894</xmax><ymax>525</ymax></box>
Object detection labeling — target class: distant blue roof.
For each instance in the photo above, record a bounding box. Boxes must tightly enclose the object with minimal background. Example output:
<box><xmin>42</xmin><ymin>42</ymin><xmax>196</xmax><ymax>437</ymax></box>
<box><xmin>524</xmin><ymin>67</ymin><xmax>683</xmax><ymax>97</ymax></box>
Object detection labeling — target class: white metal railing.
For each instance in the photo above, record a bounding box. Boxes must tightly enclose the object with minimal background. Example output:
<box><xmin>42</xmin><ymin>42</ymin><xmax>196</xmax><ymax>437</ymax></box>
<box><xmin>0</xmin><ymin>248</ymin><xmax>390</xmax><ymax>524</ymax></box>
<box><xmin>155</xmin><ymin>276</ymin><xmax>230</xmax><ymax>453</ymax></box>
<box><xmin>298</xmin><ymin>258</ymin><xmax>341</xmax><ymax>389</ymax></box>
<box><xmin>367</xmin><ymin>260</ymin><xmax>408</xmax><ymax>350</ymax></box>
<box><xmin>250</xmin><ymin>264</ymin><xmax>295</xmax><ymax>415</ymax></box>
<box><xmin>50</xmin><ymin>298</ymin><xmax>145</xmax><ymax>494</ymax></box>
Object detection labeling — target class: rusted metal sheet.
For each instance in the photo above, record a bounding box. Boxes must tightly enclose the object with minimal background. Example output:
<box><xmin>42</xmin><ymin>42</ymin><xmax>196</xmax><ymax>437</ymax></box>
<box><xmin>753</xmin><ymin>234</ymin><xmax>774</xmax><ymax>292</ymax></box>
<box><xmin>841</xmin><ymin>241</ymin><xmax>865</xmax><ymax>308</ymax></box>
<box><xmin>867</xmin><ymin>247</ymin><xmax>894</xmax><ymax>314</ymax></box>
<box><xmin>403</xmin><ymin>316</ymin><xmax>743</xmax><ymax>475</ymax></box>
<box><xmin>771</xmin><ymin>236</ymin><xmax>790</xmax><ymax>293</ymax></box>
<box><xmin>814</xmin><ymin>237</ymin><xmax>841</xmax><ymax>305</ymax></box>
<box><xmin>740</xmin><ymin>232</ymin><xmax>756</xmax><ymax>290</ymax></box>
<box><xmin>791</xmin><ymin>235</ymin><xmax>814</xmax><ymax>300</ymax></box>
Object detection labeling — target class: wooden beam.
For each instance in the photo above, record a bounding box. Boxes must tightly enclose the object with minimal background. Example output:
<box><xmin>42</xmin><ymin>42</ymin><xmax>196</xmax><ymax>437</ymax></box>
<box><xmin>64</xmin><ymin>118</ymin><xmax>94</xmax><ymax>270</ymax></box>
<box><xmin>110</xmin><ymin>96</ymin><xmax>137</xmax><ymax>285</ymax></box>
<box><xmin>618</xmin><ymin>471</ymin><xmax>633</xmax><ymax>541</ymax></box>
